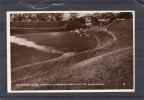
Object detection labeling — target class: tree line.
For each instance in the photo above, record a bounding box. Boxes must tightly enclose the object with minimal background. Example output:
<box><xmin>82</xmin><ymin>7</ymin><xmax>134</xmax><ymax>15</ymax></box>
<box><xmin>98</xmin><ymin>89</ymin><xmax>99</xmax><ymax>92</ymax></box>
<box><xmin>10</xmin><ymin>12</ymin><xmax>133</xmax><ymax>25</ymax></box>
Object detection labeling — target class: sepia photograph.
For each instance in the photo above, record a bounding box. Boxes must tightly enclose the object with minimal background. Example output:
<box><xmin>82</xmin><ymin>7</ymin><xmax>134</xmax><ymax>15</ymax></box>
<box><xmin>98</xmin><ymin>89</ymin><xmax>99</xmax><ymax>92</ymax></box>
<box><xmin>7</xmin><ymin>11</ymin><xmax>135</xmax><ymax>92</ymax></box>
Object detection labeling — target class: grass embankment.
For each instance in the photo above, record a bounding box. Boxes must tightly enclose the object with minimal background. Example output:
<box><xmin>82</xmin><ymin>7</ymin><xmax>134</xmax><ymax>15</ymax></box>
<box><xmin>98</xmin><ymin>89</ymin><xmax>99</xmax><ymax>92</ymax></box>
<box><xmin>11</xmin><ymin>43</ymin><xmax>62</xmax><ymax>69</ymax></box>
<box><xmin>11</xmin><ymin>21</ymin><xmax>87</xmax><ymax>34</ymax></box>
<box><xmin>11</xmin><ymin>20</ymin><xmax>134</xmax><ymax>90</ymax></box>
<box><xmin>17</xmin><ymin>31</ymin><xmax>97</xmax><ymax>53</ymax></box>
<box><xmin>106</xmin><ymin>20</ymin><xmax>133</xmax><ymax>47</ymax></box>
<box><xmin>12</xmin><ymin>46</ymin><xmax>133</xmax><ymax>90</ymax></box>
<box><xmin>11</xmin><ymin>21</ymin><xmax>67</xmax><ymax>28</ymax></box>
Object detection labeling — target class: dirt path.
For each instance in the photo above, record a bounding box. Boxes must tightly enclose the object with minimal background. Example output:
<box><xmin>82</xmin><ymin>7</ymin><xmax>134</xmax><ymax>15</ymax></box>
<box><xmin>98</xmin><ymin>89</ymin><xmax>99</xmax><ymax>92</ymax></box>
<box><xmin>72</xmin><ymin>46</ymin><xmax>131</xmax><ymax>69</ymax></box>
<box><xmin>95</xmin><ymin>30</ymin><xmax>117</xmax><ymax>50</ymax></box>
<box><xmin>12</xmin><ymin>30</ymin><xmax>117</xmax><ymax>71</ymax></box>
<box><xmin>11</xmin><ymin>29</ymin><xmax>124</xmax><ymax>84</ymax></box>
<box><xmin>12</xmin><ymin>51</ymin><xmax>75</xmax><ymax>71</ymax></box>
<box><xmin>12</xmin><ymin>46</ymin><xmax>132</xmax><ymax>84</ymax></box>
<box><xmin>106</xmin><ymin>31</ymin><xmax>117</xmax><ymax>41</ymax></box>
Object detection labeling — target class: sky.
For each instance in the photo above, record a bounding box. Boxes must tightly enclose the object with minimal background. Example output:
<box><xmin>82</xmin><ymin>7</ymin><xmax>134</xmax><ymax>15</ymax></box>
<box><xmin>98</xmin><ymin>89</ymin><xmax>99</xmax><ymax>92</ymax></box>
<box><xmin>63</xmin><ymin>13</ymin><xmax>91</xmax><ymax>20</ymax></box>
<box><xmin>62</xmin><ymin>12</ymin><xmax>121</xmax><ymax>20</ymax></box>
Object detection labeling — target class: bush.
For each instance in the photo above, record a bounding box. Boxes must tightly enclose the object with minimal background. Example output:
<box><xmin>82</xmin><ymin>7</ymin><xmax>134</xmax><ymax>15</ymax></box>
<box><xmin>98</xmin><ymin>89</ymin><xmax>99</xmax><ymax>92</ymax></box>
<box><xmin>64</xmin><ymin>21</ymin><xmax>87</xmax><ymax>30</ymax></box>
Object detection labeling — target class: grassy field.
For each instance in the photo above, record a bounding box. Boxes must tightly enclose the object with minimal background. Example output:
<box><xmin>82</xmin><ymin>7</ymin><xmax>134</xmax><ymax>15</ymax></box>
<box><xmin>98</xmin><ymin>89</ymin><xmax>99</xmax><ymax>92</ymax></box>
<box><xmin>16</xmin><ymin>31</ymin><xmax>98</xmax><ymax>52</ymax></box>
<box><xmin>11</xmin><ymin>43</ymin><xmax>62</xmax><ymax>68</ymax></box>
<box><xmin>106</xmin><ymin>20</ymin><xmax>133</xmax><ymax>46</ymax></box>
<box><xmin>11</xmin><ymin>21</ymin><xmax>87</xmax><ymax>34</ymax></box>
<box><xmin>11</xmin><ymin>21</ymin><xmax>67</xmax><ymax>28</ymax></box>
<box><xmin>11</xmin><ymin>20</ymin><xmax>134</xmax><ymax>90</ymax></box>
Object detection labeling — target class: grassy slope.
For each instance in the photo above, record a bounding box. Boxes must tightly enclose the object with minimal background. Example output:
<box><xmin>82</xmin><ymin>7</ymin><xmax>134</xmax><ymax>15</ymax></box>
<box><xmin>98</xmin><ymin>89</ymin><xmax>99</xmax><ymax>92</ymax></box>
<box><xmin>17</xmin><ymin>31</ymin><xmax>98</xmax><ymax>52</ymax></box>
<box><xmin>11</xmin><ymin>21</ymin><xmax>87</xmax><ymax>34</ymax></box>
<box><xmin>11</xmin><ymin>21</ymin><xmax>68</xmax><ymax>35</ymax></box>
<box><xmin>12</xmin><ymin>47</ymin><xmax>133</xmax><ymax>90</ymax></box>
<box><xmin>11</xmin><ymin>21</ymin><xmax>67</xmax><ymax>28</ymax></box>
<box><xmin>107</xmin><ymin>20</ymin><xmax>133</xmax><ymax>47</ymax></box>
<box><xmin>11</xmin><ymin>20</ymin><xmax>134</xmax><ymax>90</ymax></box>
<box><xmin>11</xmin><ymin>43</ymin><xmax>62</xmax><ymax>68</ymax></box>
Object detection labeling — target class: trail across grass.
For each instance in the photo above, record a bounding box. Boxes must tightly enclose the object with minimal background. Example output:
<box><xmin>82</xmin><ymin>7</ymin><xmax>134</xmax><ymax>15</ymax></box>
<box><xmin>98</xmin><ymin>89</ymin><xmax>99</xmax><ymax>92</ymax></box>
<box><xmin>12</xmin><ymin>30</ymin><xmax>115</xmax><ymax>70</ymax></box>
<box><xmin>11</xmin><ymin>20</ymin><xmax>134</xmax><ymax>90</ymax></box>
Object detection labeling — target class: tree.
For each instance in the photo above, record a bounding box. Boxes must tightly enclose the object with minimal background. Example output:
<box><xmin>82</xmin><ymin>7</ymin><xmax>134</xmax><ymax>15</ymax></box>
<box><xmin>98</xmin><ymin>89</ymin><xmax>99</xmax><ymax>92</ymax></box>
<box><xmin>49</xmin><ymin>13</ymin><xmax>63</xmax><ymax>21</ymax></box>
<box><xmin>54</xmin><ymin>13</ymin><xmax>63</xmax><ymax>21</ymax></box>
<box><xmin>75</xmin><ymin>17</ymin><xmax>85</xmax><ymax>24</ymax></box>
<box><xmin>69</xmin><ymin>13</ymin><xmax>79</xmax><ymax>20</ymax></box>
<box><xmin>91</xmin><ymin>16</ymin><xmax>99</xmax><ymax>25</ymax></box>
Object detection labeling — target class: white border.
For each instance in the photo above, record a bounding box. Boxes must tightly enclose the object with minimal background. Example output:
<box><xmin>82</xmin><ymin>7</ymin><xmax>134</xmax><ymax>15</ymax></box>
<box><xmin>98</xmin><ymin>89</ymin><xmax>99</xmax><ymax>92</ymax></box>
<box><xmin>7</xmin><ymin>11</ymin><xmax>135</xmax><ymax>93</ymax></box>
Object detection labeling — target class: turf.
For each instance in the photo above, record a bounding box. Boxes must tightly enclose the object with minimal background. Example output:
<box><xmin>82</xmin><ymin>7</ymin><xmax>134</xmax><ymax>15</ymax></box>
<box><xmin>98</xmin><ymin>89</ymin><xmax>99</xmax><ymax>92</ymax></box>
<box><xmin>11</xmin><ymin>43</ymin><xmax>62</xmax><ymax>68</ymax></box>
<box><xmin>11</xmin><ymin>20</ymin><xmax>134</xmax><ymax>90</ymax></box>
<box><xmin>16</xmin><ymin>31</ymin><xmax>98</xmax><ymax>52</ymax></box>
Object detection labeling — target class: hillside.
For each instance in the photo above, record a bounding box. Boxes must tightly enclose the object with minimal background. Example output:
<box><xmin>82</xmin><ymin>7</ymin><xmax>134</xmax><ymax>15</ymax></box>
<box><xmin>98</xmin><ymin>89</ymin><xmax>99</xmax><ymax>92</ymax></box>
<box><xmin>11</xmin><ymin>20</ymin><xmax>134</xmax><ymax>90</ymax></box>
<box><xmin>11</xmin><ymin>21</ymin><xmax>87</xmax><ymax>34</ymax></box>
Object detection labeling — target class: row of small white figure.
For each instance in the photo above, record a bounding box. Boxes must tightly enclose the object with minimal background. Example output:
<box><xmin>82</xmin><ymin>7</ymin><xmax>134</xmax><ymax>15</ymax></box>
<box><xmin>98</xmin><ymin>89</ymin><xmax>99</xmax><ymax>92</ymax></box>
<box><xmin>70</xmin><ymin>28</ymin><xmax>90</xmax><ymax>37</ymax></box>
<box><xmin>70</xmin><ymin>27</ymin><xmax>108</xmax><ymax>37</ymax></box>
<box><xmin>91</xmin><ymin>27</ymin><xmax>108</xmax><ymax>31</ymax></box>
<box><xmin>99</xmin><ymin>28</ymin><xmax>107</xmax><ymax>31</ymax></box>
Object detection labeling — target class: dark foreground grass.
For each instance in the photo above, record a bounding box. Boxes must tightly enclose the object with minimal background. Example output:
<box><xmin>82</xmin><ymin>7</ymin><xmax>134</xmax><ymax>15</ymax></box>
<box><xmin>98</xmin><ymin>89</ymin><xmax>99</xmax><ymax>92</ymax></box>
<box><xmin>12</xmin><ymin>47</ymin><xmax>133</xmax><ymax>90</ymax></box>
<box><xmin>11</xmin><ymin>43</ymin><xmax>62</xmax><ymax>68</ymax></box>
